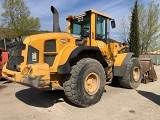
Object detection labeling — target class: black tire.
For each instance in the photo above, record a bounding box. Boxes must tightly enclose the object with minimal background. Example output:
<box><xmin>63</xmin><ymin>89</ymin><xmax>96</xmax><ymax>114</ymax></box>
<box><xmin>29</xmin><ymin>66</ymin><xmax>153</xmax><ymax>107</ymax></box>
<box><xmin>119</xmin><ymin>58</ymin><xmax>142</xmax><ymax>89</ymax></box>
<box><xmin>63</xmin><ymin>58</ymin><xmax>106</xmax><ymax>107</ymax></box>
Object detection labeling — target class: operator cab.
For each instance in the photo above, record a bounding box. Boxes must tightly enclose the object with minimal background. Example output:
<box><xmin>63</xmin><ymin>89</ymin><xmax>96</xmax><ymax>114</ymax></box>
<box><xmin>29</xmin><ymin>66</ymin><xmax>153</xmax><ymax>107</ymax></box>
<box><xmin>66</xmin><ymin>9</ymin><xmax>116</xmax><ymax>44</ymax></box>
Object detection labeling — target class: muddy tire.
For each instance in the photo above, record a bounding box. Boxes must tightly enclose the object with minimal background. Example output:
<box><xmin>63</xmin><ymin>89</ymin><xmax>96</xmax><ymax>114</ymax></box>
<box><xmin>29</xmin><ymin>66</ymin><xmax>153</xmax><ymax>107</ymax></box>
<box><xmin>119</xmin><ymin>58</ymin><xmax>142</xmax><ymax>89</ymax></box>
<box><xmin>63</xmin><ymin>58</ymin><xmax>106</xmax><ymax>107</ymax></box>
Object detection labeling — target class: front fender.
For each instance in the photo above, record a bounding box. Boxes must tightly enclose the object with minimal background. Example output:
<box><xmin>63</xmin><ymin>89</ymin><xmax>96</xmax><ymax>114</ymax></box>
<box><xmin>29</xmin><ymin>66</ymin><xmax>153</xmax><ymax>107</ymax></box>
<box><xmin>114</xmin><ymin>52</ymin><xmax>134</xmax><ymax>76</ymax></box>
<box><xmin>57</xmin><ymin>46</ymin><xmax>107</xmax><ymax>74</ymax></box>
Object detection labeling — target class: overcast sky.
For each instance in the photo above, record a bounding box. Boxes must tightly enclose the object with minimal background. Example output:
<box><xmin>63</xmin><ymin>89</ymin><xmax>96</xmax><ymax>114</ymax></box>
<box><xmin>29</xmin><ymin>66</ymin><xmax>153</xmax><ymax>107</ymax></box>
<box><xmin>0</xmin><ymin>0</ymin><xmax>159</xmax><ymax>41</ymax></box>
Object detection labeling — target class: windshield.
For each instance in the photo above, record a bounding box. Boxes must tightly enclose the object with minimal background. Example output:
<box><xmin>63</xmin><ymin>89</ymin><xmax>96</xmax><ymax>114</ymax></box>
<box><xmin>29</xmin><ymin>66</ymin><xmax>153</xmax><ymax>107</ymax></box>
<box><xmin>71</xmin><ymin>15</ymin><xmax>90</xmax><ymax>35</ymax></box>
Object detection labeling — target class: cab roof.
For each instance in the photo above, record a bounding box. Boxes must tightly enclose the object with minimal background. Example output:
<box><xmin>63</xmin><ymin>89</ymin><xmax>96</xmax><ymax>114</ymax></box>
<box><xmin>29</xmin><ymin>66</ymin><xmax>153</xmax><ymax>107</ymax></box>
<box><xmin>87</xmin><ymin>9</ymin><xmax>112</xmax><ymax>19</ymax></box>
<box><xmin>66</xmin><ymin>9</ymin><xmax>112</xmax><ymax>20</ymax></box>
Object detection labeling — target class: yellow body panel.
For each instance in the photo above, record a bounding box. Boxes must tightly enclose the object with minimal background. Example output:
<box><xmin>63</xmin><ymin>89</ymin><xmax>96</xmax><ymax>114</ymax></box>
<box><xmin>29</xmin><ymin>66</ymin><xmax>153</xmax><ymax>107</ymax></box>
<box><xmin>114</xmin><ymin>53</ymin><xmax>127</xmax><ymax>66</ymax></box>
<box><xmin>22</xmin><ymin>33</ymin><xmax>78</xmax><ymax>72</ymax></box>
<box><xmin>51</xmin><ymin>45</ymin><xmax>77</xmax><ymax>72</ymax></box>
<box><xmin>2</xmin><ymin>32</ymin><xmax>80</xmax><ymax>88</ymax></box>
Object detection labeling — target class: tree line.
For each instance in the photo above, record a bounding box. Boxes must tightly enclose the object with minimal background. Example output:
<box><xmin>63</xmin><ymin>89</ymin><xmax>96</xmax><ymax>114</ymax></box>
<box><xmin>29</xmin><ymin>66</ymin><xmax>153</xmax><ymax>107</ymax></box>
<box><xmin>119</xmin><ymin>0</ymin><xmax>160</xmax><ymax>55</ymax></box>
<box><xmin>0</xmin><ymin>0</ymin><xmax>41</xmax><ymax>39</ymax></box>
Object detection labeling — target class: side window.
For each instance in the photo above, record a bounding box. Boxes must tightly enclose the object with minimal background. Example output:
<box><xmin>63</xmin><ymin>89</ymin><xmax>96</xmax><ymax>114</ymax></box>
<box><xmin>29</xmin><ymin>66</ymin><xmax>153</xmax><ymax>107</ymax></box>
<box><xmin>44</xmin><ymin>40</ymin><xmax>56</xmax><ymax>67</ymax></box>
<box><xmin>96</xmin><ymin>15</ymin><xmax>107</xmax><ymax>41</ymax></box>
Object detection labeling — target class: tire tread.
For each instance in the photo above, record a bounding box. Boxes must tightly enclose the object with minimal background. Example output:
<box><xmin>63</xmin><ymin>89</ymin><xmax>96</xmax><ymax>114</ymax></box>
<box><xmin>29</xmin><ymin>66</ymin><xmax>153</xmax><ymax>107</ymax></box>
<box><xmin>63</xmin><ymin>58</ymin><xmax>105</xmax><ymax>107</ymax></box>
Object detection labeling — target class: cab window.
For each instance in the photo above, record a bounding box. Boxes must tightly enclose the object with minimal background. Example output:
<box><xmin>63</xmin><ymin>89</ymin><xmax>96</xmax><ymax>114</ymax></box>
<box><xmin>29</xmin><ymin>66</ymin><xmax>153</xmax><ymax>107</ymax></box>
<box><xmin>71</xmin><ymin>15</ymin><xmax>90</xmax><ymax>35</ymax></box>
<box><xmin>96</xmin><ymin>15</ymin><xmax>107</xmax><ymax>41</ymax></box>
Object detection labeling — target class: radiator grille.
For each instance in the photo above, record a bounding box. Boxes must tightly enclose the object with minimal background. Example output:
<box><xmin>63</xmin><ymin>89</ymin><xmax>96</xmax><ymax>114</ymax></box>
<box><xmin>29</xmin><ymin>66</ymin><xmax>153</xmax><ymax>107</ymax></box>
<box><xmin>6</xmin><ymin>43</ymin><xmax>25</xmax><ymax>71</ymax></box>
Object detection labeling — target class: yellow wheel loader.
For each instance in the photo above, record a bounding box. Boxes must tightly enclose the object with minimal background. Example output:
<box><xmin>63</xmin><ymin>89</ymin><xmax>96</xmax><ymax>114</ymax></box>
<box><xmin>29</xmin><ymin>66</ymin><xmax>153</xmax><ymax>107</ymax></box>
<box><xmin>2</xmin><ymin>6</ymin><xmax>157</xmax><ymax>107</ymax></box>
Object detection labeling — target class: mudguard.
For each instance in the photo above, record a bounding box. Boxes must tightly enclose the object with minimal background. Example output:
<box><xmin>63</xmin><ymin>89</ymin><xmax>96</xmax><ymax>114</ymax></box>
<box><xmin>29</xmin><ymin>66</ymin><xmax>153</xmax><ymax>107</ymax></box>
<box><xmin>113</xmin><ymin>52</ymin><xmax>134</xmax><ymax>76</ymax></box>
<box><xmin>58</xmin><ymin>46</ymin><xmax>108</xmax><ymax>74</ymax></box>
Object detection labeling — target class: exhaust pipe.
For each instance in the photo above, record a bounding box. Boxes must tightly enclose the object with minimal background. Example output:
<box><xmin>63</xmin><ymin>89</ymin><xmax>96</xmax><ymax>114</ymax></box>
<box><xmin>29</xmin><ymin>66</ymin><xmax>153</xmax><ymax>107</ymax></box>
<box><xmin>50</xmin><ymin>6</ymin><xmax>61</xmax><ymax>32</ymax></box>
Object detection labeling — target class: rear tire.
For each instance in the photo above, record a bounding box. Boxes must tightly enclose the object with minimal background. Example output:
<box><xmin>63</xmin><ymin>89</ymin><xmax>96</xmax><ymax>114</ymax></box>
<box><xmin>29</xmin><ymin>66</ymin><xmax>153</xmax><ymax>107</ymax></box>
<box><xmin>119</xmin><ymin>58</ymin><xmax>142</xmax><ymax>89</ymax></box>
<box><xmin>63</xmin><ymin>58</ymin><xmax>106</xmax><ymax>107</ymax></box>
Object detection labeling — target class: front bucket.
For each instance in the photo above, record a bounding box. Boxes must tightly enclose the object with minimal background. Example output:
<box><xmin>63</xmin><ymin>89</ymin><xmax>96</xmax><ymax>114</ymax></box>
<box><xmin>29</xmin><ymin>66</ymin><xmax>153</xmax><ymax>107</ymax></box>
<box><xmin>139</xmin><ymin>58</ymin><xmax>157</xmax><ymax>83</ymax></box>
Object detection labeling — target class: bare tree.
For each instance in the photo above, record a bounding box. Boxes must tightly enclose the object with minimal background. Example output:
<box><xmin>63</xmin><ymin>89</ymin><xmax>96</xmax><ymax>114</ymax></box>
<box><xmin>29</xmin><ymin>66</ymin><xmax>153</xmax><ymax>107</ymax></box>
<box><xmin>138</xmin><ymin>2</ymin><xmax>160</xmax><ymax>54</ymax></box>
<box><xmin>118</xmin><ymin>17</ymin><xmax>130</xmax><ymax>43</ymax></box>
<box><xmin>118</xmin><ymin>1</ymin><xmax>160</xmax><ymax>54</ymax></box>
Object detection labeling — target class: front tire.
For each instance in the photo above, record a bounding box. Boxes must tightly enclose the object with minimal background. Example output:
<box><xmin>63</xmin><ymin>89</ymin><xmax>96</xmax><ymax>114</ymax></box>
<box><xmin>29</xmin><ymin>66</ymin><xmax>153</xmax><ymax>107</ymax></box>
<box><xmin>63</xmin><ymin>58</ymin><xmax>106</xmax><ymax>107</ymax></box>
<box><xmin>119</xmin><ymin>58</ymin><xmax>142</xmax><ymax>89</ymax></box>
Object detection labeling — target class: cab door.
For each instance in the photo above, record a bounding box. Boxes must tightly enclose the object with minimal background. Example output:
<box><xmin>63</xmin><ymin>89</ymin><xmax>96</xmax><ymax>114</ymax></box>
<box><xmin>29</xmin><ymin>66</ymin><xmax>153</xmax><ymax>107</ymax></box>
<box><xmin>94</xmin><ymin>14</ymin><xmax>110</xmax><ymax>57</ymax></box>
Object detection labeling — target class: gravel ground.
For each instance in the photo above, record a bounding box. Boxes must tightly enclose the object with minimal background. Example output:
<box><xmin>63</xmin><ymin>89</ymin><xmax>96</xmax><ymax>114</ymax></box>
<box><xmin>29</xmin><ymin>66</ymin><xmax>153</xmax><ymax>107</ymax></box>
<box><xmin>0</xmin><ymin>66</ymin><xmax>160</xmax><ymax>120</ymax></box>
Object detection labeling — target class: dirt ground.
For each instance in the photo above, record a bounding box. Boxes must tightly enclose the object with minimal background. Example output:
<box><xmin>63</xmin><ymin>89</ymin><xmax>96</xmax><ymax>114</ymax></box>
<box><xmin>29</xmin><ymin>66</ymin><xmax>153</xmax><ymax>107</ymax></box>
<box><xmin>0</xmin><ymin>66</ymin><xmax>160</xmax><ymax>120</ymax></box>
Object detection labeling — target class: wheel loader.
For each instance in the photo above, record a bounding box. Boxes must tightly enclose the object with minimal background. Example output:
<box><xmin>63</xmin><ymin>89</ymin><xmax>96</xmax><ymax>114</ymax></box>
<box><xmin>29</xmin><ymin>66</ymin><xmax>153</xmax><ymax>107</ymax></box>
<box><xmin>2</xmin><ymin>6</ymin><xmax>157</xmax><ymax>107</ymax></box>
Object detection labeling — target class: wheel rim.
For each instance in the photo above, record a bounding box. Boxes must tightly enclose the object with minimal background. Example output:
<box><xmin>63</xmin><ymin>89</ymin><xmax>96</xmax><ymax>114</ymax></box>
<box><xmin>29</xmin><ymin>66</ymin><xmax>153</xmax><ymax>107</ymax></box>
<box><xmin>84</xmin><ymin>72</ymin><xmax>100</xmax><ymax>95</ymax></box>
<box><xmin>133</xmin><ymin>67</ymin><xmax>140</xmax><ymax>81</ymax></box>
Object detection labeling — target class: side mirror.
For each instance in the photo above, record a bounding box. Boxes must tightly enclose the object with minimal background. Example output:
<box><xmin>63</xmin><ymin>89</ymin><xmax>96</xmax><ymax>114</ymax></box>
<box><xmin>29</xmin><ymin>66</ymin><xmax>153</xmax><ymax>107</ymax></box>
<box><xmin>111</xmin><ymin>19</ymin><xmax>116</xmax><ymax>28</ymax></box>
